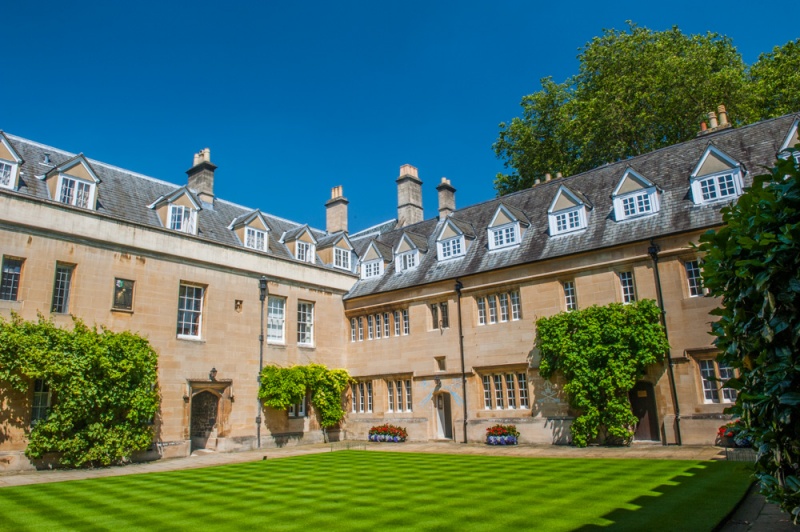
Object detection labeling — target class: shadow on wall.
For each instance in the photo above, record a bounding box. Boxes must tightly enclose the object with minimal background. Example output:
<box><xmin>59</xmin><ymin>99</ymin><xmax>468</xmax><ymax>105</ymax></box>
<box><xmin>0</xmin><ymin>383</ymin><xmax>29</xmax><ymax>445</ymax></box>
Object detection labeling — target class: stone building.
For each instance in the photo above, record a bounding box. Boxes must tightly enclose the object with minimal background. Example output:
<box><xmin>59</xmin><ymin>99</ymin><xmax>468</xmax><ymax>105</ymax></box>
<box><xmin>1</xmin><ymin>112</ymin><xmax>798</xmax><ymax>470</ymax></box>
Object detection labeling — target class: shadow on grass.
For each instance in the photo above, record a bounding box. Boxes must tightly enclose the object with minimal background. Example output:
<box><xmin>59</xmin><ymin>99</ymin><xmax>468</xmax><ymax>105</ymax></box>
<box><xmin>576</xmin><ymin>461</ymin><xmax>753</xmax><ymax>531</ymax></box>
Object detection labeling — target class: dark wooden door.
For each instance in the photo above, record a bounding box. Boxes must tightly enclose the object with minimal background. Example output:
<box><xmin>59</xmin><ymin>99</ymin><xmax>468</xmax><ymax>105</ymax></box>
<box><xmin>629</xmin><ymin>382</ymin><xmax>659</xmax><ymax>441</ymax></box>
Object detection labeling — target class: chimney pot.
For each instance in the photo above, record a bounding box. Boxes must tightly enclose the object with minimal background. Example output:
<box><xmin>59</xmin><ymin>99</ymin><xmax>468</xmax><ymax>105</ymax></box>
<box><xmin>708</xmin><ymin>111</ymin><xmax>718</xmax><ymax>129</ymax></box>
<box><xmin>545</xmin><ymin>173</ymin><xmax>552</xmax><ymax>182</ymax></box>
<box><xmin>325</xmin><ymin>185</ymin><xmax>349</xmax><ymax>234</ymax></box>
<box><xmin>717</xmin><ymin>105</ymin><xmax>729</xmax><ymax>127</ymax></box>
<box><xmin>556</xmin><ymin>172</ymin><xmax>563</xmax><ymax>179</ymax></box>
<box><xmin>187</xmin><ymin>147</ymin><xmax>216</xmax><ymax>203</ymax></box>
<box><xmin>436</xmin><ymin>176</ymin><xmax>456</xmax><ymax>219</ymax></box>
<box><xmin>700</xmin><ymin>121</ymin><xmax>708</xmax><ymax>132</ymax></box>
<box><xmin>397</xmin><ymin>164</ymin><xmax>423</xmax><ymax>227</ymax></box>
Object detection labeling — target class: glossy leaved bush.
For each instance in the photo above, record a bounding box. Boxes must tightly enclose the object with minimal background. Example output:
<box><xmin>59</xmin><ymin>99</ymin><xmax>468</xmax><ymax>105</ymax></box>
<box><xmin>699</xmin><ymin>153</ymin><xmax>800</xmax><ymax>521</ymax></box>
<box><xmin>536</xmin><ymin>300</ymin><xmax>668</xmax><ymax>447</ymax></box>
<box><xmin>0</xmin><ymin>314</ymin><xmax>160</xmax><ymax>468</ymax></box>
<box><xmin>259</xmin><ymin>363</ymin><xmax>353</xmax><ymax>427</ymax></box>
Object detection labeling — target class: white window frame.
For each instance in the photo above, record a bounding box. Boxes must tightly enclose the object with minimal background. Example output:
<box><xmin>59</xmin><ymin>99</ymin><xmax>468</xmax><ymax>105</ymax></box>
<box><xmin>493</xmin><ymin>374</ymin><xmax>504</xmax><ymax>409</ymax></box>
<box><xmin>619</xmin><ymin>271</ymin><xmax>636</xmax><ymax>304</ymax></box>
<box><xmin>510</xmin><ymin>290</ymin><xmax>521</xmax><ymax>321</ymax></box>
<box><xmin>245</xmin><ymin>227</ymin><xmax>267</xmax><ymax>252</ymax></box>
<box><xmin>296</xmin><ymin>241</ymin><xmax>315</xmax><ymax>263</ymax></box>
<box><xmin>549</xmin><ymin>205</ymin><xmax>586</xmax><ymax>236</ymax></box>
<box><xmin>383</xmin><ymin>312</ymin><xmax>390</xmax><ymax>337</ymax></box>
<box><xmin>437</xmin><ymin>236</ymin><xmax>465</xmax><ymax>261</ymax></box>
<box><xmin>405</xmin><ymin>380</ymin><xmax>412</xmax><ymax>412</ymax></box>
<box><xmin>477</xmin><ymin>297</ymin><xmax>486</xmax><ymax>325</ymax></box>
<box><xmin>358</xmin><ymin>317</ymin><xmax>364</xmax><ymax>341</ymax></box>
<box><xmin>614</xmin><ymin>187</ymin><xmax>658</xmax><ymax>221</ymax></box>
<box><xmin>685</xmin><ymin>260</ymin><xmax>704</xmax><ymax>297</ymax></box>
<box><xmin>402</xmin><ymin>309</ymin><xmax>410</xmax><ymax>335</ymax></box>
<box><xmin>350</xmin><ymin>317</ymin><xmax>356</xmax><ymax>342</ymax></box>
<box><xmin>691</xmin><ymin>169</ymin><xmax>743</xmax><ymax>205</ymax></box>
<box><xmin>518</xmin><ymin>373</ymin><xmax>529</xmax><ymax>408</ymax></box>
<box><xmin>488</xmin><ymin>295</ymin><xmax>497</xmax><ymax>324</ymax></box>
<box><xmin>375</xmin><ymin>313</ymin><xmax>382</xmax><ymax>339</ymax></box>
<box><xmin>31</xmin><ymin>379</ymin><xmax>51</xmax><ymax>426</ymax></box>
<box><xmin>499</xmin><ymin>293</ymin><xmax>509</xmax><ymax>322</ymax></box>
<box><xmin>367</xmin><ymin>315</ymin><xmax>374</xmax><ymax>340</ymax></box>
<box><xmin>177</xmin><ymin>283</ymin><xmax>204</xmax><ymax>338</ymax></box>
<box><xmin>488</xmin><ymin>223</ymin><xmax>519</xmax><ymax>250</ymax></box>
<box><xmin>168</xmin><ymin>204</ymin><xmax>197</xmax><ymax>234</ymax></box>
<box><xmin>267</xmin><ymin>296</ymin><xmax>286</xmax><ymax>344</ymax></box>
<box><xmin>387</xmin><ymin>381</ymin><xmax>394</xmax><ymax>412</ymax></box>
<box><xmin>334</xmin><ymin>247</ymin><xmax>351</xmax><ymax>270</ymax></box>
<box><xmin>288</xmin><ymin>396</ymin><xmax>306</xmax><ymax>418</ymax></box>
<box><xmin>698</xmin><ymin>359</ymin><xmax>738</xmax><ymax>404</ymax></box>
<box><xmin>297</xmin><ymin>301</ymin><xmax>314</xmax><ymax>346</ymax></box>
<box><xmin>394</xmin><ymin>311</ymin><xmax>401</xmax><ymax>336</ymax></box>
<box><xmin>396</xmin><ymin>250</ymin><xmax>418</xmax><ymax>272</ymax></box>
<box><xmin>0</xmin><ymin>160</ymin><xmax>18</xmax><ymax>190</ymax></box>
<box><xmin>57</xmin><ymin>174</ymin><xmax>96</xmax><ymax>210</ymax></box>
<box><xmin>482</xmin><ymin>375</ymin><xmax>493</xmax><ymax>409</ymax></box>
<box><xmin>51</xmin><ymin>263</ymin><xmax>74</xmax><ymax>314</ymax></box>
<box><xmin>563</xmin><ymin>280</ymin><xmax>577</xmax><ymax>311</ymax></box>
<box><xmin>361</xmin><ymin>259</ymin><xmax>383</xmax><ymax>279</ymax></box>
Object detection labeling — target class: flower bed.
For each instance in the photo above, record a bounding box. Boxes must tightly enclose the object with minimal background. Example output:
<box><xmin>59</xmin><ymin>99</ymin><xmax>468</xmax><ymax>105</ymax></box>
<box><xmin>717</xmin><ymin>419</ymin><xmax>752</xmax><ymax>448</ymax></box>
<box><xmin>486</xmin><ymin>424</ymin><xmax>519</xmax><ymax>445</ymax></box>
<box><xmin>368</xmin><ymin>424</ymin><xmax>407</xmax><ymax>442</ymax></box>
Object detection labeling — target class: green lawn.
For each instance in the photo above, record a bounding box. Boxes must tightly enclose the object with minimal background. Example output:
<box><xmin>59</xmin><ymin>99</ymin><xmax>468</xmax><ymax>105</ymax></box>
<box><xmin>0</xmin><ymin>451</ymin><xmax>751</xmax><ymax>531</ymax></box>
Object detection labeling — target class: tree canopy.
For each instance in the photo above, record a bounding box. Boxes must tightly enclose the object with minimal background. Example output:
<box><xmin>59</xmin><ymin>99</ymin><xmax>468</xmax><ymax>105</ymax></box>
<box><xmin>494</xmin><ymin>23</ymin><xmax>798</xmax><ymax>195</ymax></box>
<box><xmin>698</xmin><ymin>152</ymin><xmax>800</xmax><ymax>520</ymax></box>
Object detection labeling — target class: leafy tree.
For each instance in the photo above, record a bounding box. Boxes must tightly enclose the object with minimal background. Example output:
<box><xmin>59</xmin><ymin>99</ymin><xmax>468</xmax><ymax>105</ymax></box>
<box><xmin>698</xmin><ymin>153</ymin><xmax>800</xmax><ymax>521</ymax></box>
<box><xmin>0</xmin><ymin>314</ymin><xmax>160</xmax><ymax>468</ymax></box>
<box><xmin>259</xmin><ymin>363</ymin><xmax>353</xmax><ymax>428</ymax></box>
<box><xmin>495</xmin><ymin>22</ymin><xmax>760</xmax><ymax>194</ymax></box>
<box><xmin>536</xmin><ymin>300</ymin><xmax>668</xmax><ymax>447</ymax></box>
<box><xmin>748</xmin><ymin>38</ymin><xmax>800</xmax><ymax>121</ymax></box>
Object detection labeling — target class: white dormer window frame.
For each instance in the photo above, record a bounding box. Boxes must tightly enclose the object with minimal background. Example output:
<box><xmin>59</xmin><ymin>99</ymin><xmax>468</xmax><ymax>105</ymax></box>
<box><xmin>334</xmin><ymin>247</ymin><xmax>351</xmax><ymax>270</ymax></box>
<box><xmin>0</xmin><ymin>159</ymin><xmax>18</xmax><ymax>190</ymax></box>
<box><xmin>549</xmin><ymin>205</ymin><xmax>586</xmax><ymax>236</ymax></box>
<box><xmin>691</xmin><ymin>169</ymin><xmax>743</xmax><ymax>205</ymax></box>
<box><xmin>437</xmin><ymin>236</ymin><xmax>465</xmax><ymax>261</ymax></box>
<box><xmin>57</xmin><ymin>174</ymin><xmax>96</xmax><ymax>210</ymax></box>
<box><xmin>296</xmin><ymin>240</ymin><xmax>316</xmax><ymax>263</ymax></box>
<box><xmin>168</xmin><ymin>204</ymin><xmax>198</xmax><ymax>234</ymax></box>
<box><xmin>361</xmin><ymin>259</ymin><xmax>384</xmax><ymax>279</ymax></box>
<box><xmin>614</xmin><ymin>187</ymin><xmax>659</xmax><ymax>220</ymax></box>
<box><xmin>488</xmin><ymin>222</ymin><xmax>520</xmax><ymax>250</ymax></box>
<box><xmin>396</xmin><ymin>250</ymin><xmax>419</xmax><ymax>272</ymax></box>
<box><xmin>245</xmin><ymin>226</ymin><xmax>267</xmax><ymax>252</ymax></box>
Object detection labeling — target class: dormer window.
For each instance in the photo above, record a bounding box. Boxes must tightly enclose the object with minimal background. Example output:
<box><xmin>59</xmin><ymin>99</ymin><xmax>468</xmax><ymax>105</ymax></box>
<box><xmin>548</xmin><ymin>186</ymin><xmax>589</xmax><ymax>236</ymax></box>
<box><xmin>0</xmin><ymin>133</ymin><xmax>23</xmax><ymax>191</ymax></box>
<box><xmin>439</xmin><ymin>236</ymin><xmax>463</xmax><ymax>260</ymax></box>
<box><xmin>168</xmin><ymin>204</ymin><xmax>197</xmax><ymax>234</ymax></box>
<box><xmin>0</xmin><ymin>161</ymin><xmax>16</xmax><ymax>190</ymax></box>
<box><xmin>334</xmin><ymin>247</ymin><xmax>351</xmax><ymax>270</ymax></box>
<box><xmin>245</xmin><ymin>227</ymin><xmax>267</xmax><ymax>251</ymax></box>
<box><xmin>58</xmin><ymin>176</ymin><xmax>94</xmax><ymax>208</ymax></box>
<box><xmin>362</xmin><ymin>259</ymin><xmax>383</xmax><ymax>279</ymax></box>
<box><xmin>396</xmin><ymin>250</ymin><xmax>418</xmax><ymax>272</ymax></box>
<box><xmin>612</xmin><ymin>169</ymin><xmax>659</xmax><ymax>221</ymax></box>
<box><xmin>487</xmin><ymin>204</ymin><xmax>528</xmax><ymax>251</ymax></box>
<box><xmin>297</xmin><ymin>241</ymin><xmax>313</xmax><ymax>262</ymax></box>
<box><xmin>690</xmin><ymin>146</ymin><xmax>744</xmax><ymax>205</ymax></box>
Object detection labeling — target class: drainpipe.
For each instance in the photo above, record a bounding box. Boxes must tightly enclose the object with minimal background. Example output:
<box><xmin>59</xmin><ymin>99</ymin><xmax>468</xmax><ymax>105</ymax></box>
<box><xmin>257</xmin><ymin>276</ymin><xmax>268</xmax><ymax>448</ymax></box>
<box><xmin>455</xmin><ymin>279</ymin><xmax>468</xmax><ymax>444</ymax></box>
<box><xmin>648</xmin><ymin>240</ymin><xmax>682</xmax><ymax>446</ymax></box>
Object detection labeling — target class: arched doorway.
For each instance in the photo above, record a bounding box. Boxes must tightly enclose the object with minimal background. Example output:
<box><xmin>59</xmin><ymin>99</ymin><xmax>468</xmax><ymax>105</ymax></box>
<box><xmin>191</xmin><ymin>390</ymin><xmax>220</xmax><ymax>451</ymax></box>
<box><xmin>629</xmin><ymin>381</ymin><xmax>660</xmax><ymax>442</ymax></box>
<box><xmin>436</xmin><ymin>393</ymin><xmax>453</xmax><ymax>440</ymax></box>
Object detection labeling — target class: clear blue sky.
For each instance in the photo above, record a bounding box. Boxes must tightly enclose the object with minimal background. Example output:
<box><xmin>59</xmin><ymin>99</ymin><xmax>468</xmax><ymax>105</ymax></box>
<box><xmin>2</xmin><ymin>1</ymin><xmax>797</xmax><ymax>232</ymax></box>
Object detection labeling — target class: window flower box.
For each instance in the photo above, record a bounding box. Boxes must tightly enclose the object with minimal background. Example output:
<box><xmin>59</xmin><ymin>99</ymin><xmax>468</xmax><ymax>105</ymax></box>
<box><xmin>368</xmin><ymin>424</ymin><xmax>407</xmax><ymax>442</ymax></box>
<box><xmin>486</xmin><ymin>424</ymin><xmax>520</xmax><ymax>445</ymax></box>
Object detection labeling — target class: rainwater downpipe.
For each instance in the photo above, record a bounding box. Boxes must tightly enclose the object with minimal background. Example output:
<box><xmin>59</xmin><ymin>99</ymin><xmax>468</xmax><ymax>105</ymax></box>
<box><xmin>257</xmin><ymin>276</ymin><xmax>268</xmax><ymax>449</ymax></box>
<box><xmin>648</xmin><ymin>240</ymin><xmax>682</xmax><ymax>446</ymax></box>
<box><xmin>455</xmin><ymin>279</ymin><xmax>468</xmax><ymax>444</ymax></box>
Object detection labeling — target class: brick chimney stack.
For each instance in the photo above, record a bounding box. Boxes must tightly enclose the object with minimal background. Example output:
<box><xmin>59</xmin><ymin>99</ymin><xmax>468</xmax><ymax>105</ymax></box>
<box><xmin>436</xmin><ymin>177</ymin><xmax>456</xmax><ymax>219</ymax></box>
<box><xmin>187</xmin><ymin>148</ymin><xmax>216</xmax><ymax>204</ymax></box>
<box><xmin>325</xmin><ymin>185</ymin><xmax>349</xmax><ymax>234</ymax></box>
<box><xmin>397</xmin><ymin>164</ymin><xmax>423</xmax><ymax>227</ymax></box>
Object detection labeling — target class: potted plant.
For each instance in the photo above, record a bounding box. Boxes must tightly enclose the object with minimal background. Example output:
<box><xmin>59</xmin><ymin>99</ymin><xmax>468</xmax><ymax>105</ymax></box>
<box><xmin>368</xmin><ymin>424</ymin><xmax>408</xmax><ymax>442</ymax></box>
<box><xmin>717</xmin><ymin>419</ymin><xmax>751</xmax><ymax>448</ymax></box>
<box><xmin>486</xmin><ymin>424</ymin><xmax>520</xmax><ymax>445</ymax></box>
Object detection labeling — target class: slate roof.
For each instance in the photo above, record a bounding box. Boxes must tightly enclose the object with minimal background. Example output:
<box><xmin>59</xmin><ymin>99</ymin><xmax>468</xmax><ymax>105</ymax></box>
<box><xmin>344</xmin><ymin>113</ymin><xmax>799</xmax><ymax>300</ymax></box>
<box><xmin>2</xmin><ymin>133</ymin><xmax>334</xmax><ymax>269</ymax></box>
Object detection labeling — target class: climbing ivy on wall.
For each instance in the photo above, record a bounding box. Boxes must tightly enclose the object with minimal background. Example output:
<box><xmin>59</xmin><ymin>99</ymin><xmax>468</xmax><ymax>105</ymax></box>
<box><xmin>258</xmin><ymin>363</ymin><xmax>353</xmax><ymax>427</ymax></box>
<box><xmin>536</xmin><ymin>300</ymin><xmax>668</xmax><ymax>447</ymax></box>
<box><xmin>0</xmin><ymin>313</ymin><xmax>160</xmax><ymax>468</ymax></box>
